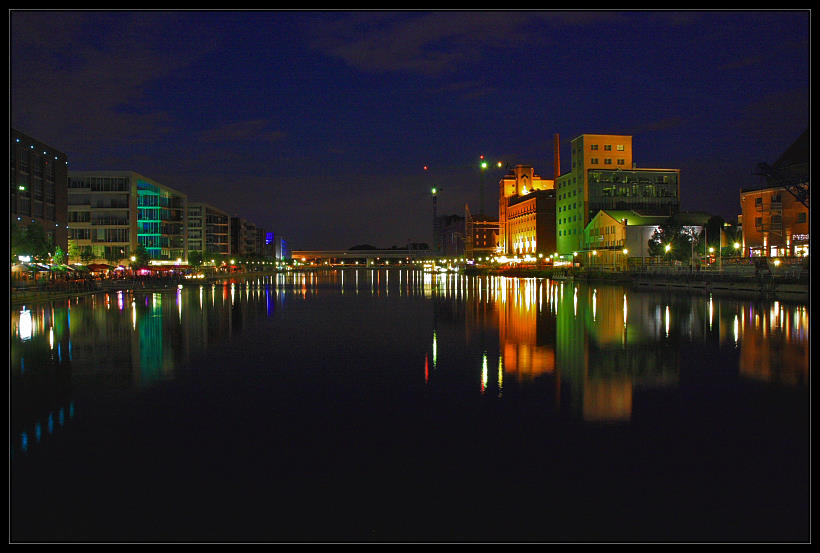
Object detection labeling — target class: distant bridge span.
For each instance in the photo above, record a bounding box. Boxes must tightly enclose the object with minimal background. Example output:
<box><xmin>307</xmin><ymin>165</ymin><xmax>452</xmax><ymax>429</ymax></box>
<box><xmin>292</xmin><ymin>249</ymin><xmax>434</xmax><ymax>262</ymax></box>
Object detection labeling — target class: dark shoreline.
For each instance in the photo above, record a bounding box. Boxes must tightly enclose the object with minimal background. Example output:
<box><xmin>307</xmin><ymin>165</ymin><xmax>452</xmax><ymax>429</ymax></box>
<box><xmin>10</xmin><ymin>266</ymin><xmax>809</xmax><ymax>306</ymax></box>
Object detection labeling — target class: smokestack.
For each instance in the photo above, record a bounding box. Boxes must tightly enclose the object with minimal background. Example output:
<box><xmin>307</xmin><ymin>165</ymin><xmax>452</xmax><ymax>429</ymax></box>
<box><xmin>553</xmin><ymin>133</ymin><xmax>561</xmax><ymax>180</ymax></box>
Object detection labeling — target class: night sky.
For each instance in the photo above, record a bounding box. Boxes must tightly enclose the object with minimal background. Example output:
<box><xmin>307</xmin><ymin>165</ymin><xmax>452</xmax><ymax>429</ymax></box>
<box><xmin>11</xmin><ymin>10</ymin><xmax>809</xmax><ymax>250</ymax></box>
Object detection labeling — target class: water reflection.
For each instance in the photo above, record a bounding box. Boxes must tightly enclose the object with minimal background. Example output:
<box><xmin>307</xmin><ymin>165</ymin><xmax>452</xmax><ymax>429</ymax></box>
<box><xmin>10</xmin><ymin>270</ymin><xmax>810</xmax><ymax>456</ymax></box>
<box><xmin>425</xmin><ymin>273</ymin><xmax>808</xmax><ymax>423</ymax></box>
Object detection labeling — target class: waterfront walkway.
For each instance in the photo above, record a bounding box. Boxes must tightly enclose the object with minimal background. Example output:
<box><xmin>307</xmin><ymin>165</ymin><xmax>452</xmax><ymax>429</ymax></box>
<box><xmin>10</xmin><ymin>263</ymin><xmax>809</xmax><ymax>306</ymax></box>
<box><xmin>9</xmin><ymin>271</ymin><xmax>275</xmax><ymax>306</ymax></box>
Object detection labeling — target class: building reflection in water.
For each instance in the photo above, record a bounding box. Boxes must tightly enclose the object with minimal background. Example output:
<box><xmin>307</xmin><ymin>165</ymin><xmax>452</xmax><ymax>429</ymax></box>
<box><xmin>9</xmin><ymin>275</ymin><xmax>294</xmax><ymax>456</ymax></box>
<box><xmin>10</xmin><ymin>270</ymin><xmax>811</xmax><ymax>455</ymax></box>
<box><xmin>428</xmin><ymin>273</ymin><xmax>809</xmax><ymax>423</ymax></box>
<box><xmin>738</xmin><ymin>301</ymin><xmax>809</xmax><ymax>386</ymax></box>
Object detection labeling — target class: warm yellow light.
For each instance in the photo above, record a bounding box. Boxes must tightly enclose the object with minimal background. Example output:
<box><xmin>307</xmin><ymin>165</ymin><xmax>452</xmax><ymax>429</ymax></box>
<box><xmin>665</xmin><ymin>244</ymin><xmax>671</xmax><ymax>252</ymax></box>
<box><xmin>623</xmin><ymin>249</ymin><xmax>629</xmax><ymax>255</ymax></box>
<box><xmin>709</xmin><ymin>247</ymin><xmax>714</xmax><ymax>253</ymax></box>
<box><xmin>734</xmin><ymin>242</ymin><xmax>740</xmax><ymax>249</ymax></box>
<box><xmin>773</xmin><ymin>258</ymin><xmax>781</xmax><ymax>266</ymax></box>
<box><xmin>130</xmin><ymin>256</ymin><xmax>136</xmax><ymax>262</ymax></box>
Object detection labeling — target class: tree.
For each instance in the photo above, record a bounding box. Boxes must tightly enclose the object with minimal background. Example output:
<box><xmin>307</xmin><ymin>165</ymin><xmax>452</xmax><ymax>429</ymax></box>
<box><xmin>701</xmin><ymin>215</ymin><xmax>725</xmax><ymax>253</ymax></box>
<box><xmin>188</xmin><ymin>250</ymin><xmax>203</xmax><ymax>267</ymax></box>
<box><xmin>105</xmin><ymin>248</ymin><xmax>123</xmax><ymax>266</ymax></box>
<box><xmin>53</xmin><ymin>245</ymin><xmax>66</xmax><ymax>265</ymax></box>
<box><xmin>648</xmin><ymin>222</ymin><xmax>697</xmax><ymax>263</ymax></box>
<box><xmin>12</xmin><ymin>221</ymin><xmax>52</xmax><ymax>261</ymax></box>
<box><xmin>80</xmin><ymin>247</ymin><xmax>95</xmax><ymax>264</ymax></box>
<box><xmin>68</xmin><ymin>242</ymin><xmax>82</xmax><ymax>264</ymax></box>
<box><xmin>11</xmin><ymin>222</ymin><xmax>27</xmax><ymax>262</ymax></box>
<box><xmin>205</xmin><ymin>250</ymin><xmax>228</xmax><ymax>266</ymax></box>
<box><xmin>133</xmin><ymin>245</ymin><xmax>151</xmax><ymax>268</ymax></box>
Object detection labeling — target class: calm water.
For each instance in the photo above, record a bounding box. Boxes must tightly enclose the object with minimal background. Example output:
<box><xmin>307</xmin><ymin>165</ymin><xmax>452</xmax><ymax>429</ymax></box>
<box><xmin>10</xmin><ymin>271</ymin><xmax>810</xmax><ymax>542</ymax></box>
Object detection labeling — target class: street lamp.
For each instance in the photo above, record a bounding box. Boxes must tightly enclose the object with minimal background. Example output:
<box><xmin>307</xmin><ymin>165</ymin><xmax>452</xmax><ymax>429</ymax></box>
<box><xmin>479</xmin><ymin>155</ymin><xmax>488</xmax><ymax>215</ymax></box>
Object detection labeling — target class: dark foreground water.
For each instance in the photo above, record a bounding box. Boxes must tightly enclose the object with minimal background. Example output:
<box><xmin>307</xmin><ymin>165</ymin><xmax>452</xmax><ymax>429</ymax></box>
<box><xmin>10</xmin><ymin>271</ymin><xmax>810</xmax><ymax>542</ymax></box>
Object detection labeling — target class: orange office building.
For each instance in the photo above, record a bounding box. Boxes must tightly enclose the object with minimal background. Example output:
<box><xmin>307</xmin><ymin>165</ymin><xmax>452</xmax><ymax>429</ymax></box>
<box><xmin>497</xmin><ymin>164</ymin><xmax>556</xmax><ymax>256</ymax></box>
<box><xmin>739</xmin><ymin>129</ymin><xmax>809</xmax><ymax>258</ymax></box>
<box><xmin>739</xmin><ymin>186</ymin><xmax>809</xmax><ymax>257</ymax></box>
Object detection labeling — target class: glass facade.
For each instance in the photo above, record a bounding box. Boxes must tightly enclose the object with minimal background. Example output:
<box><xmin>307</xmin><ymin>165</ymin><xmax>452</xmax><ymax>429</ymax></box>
<box><xmin>588</xmin><ymin>169</ymin><xmax>679</xmax><ymax>214</ymax></box>
<box><xmin>556</xmin><ymin>134</ymin><xmax>680</xmax><ymax>255</ymax></box>
<box><xmin>137</xmin><ymin>179</ymin><xmax>186</xmax><ymax>260</ymax></box>
<box><xmin>67</xmin><ymin>171</ymin><xmax>187</xmax><ymax>264</ymax></box>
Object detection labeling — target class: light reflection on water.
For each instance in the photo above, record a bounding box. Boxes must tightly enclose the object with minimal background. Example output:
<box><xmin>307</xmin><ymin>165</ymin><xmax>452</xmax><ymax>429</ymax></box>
<box><xmin>10</xmin><ymin>270</ymin><xmax>810</xmax><ymax>455</ymax></box>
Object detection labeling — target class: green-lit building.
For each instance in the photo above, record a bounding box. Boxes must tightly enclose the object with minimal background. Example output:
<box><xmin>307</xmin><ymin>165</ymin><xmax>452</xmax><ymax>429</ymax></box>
<box><xmin>67</xmin><ymin>171</ymin><xmax>187</xmax><ymax>264</ymax></box>
<box><xmin>556</xmin><ymin>134</ymin><xmax>680</xmax><ymax>255</ymax></box>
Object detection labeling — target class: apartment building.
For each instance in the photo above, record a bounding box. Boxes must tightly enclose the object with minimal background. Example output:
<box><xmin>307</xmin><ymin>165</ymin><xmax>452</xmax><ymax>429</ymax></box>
<box><xmin>11</xmin><ymin>129</ymin><xmax>69</xmax><ymax>253</ymax></box>
<box><xmin>67</xmin><ymin>171</ymin><xmax>187</xmax><ymax>264</ymax></box>
<box><xmin>187</xmin><ymin>201</ymin><xmax>232</xmax><ymax>257</ymax></box>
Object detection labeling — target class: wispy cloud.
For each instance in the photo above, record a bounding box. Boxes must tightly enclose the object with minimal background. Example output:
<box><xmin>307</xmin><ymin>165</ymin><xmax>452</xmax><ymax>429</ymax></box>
<box><xmin>198</xmin><ymin>119</ymin><xmax>286</xmax><ymax>144</ymax></box>
<box><xmin>11</xmin><ymin>11</ymin><xmax>211</xmax><ymax>151</ymax></box>
<box><xmin>306</xmin><ymin>11</ymin><xmax>625</xmax><ymax>77</ymax></box>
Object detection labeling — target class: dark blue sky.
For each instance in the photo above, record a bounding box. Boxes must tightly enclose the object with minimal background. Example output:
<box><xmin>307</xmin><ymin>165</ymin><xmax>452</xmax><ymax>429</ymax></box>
<box><xmin>11</xmin><ymin>10</ymin><xmax>809</xmax><ymax>250</ymax></box>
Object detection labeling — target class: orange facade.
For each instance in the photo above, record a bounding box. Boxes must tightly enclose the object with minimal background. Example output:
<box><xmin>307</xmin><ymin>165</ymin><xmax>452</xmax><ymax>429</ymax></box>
<box><xmin>497</xmin><ymin>165</ymin><xmax>555</xmax><ymax>255</ymax></box>
<box><xmin>739</xmin><ymin>186</ymin><xmax>809</xmax><ymax>257</ymax></box>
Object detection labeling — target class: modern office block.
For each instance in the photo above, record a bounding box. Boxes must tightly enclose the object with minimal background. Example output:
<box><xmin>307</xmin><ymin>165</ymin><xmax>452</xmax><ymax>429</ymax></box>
<box><xmin>556</xmin><ymin>134</ymin><xmax>679</xmax><ymax>254</ymax></box>
<box><xmin>187</xmin><ymin>201</ymin><xmax>231</xmax><ymax>257</ymax></box>
<box><xmin>67</xmin><ymin>171</ymin><xmax>187</xmax><ymax>264</ymax></box>
<box><xmin>11</xmin><ymin>129</ymin><xmax>69</xmax><ymax>253</ymax></box>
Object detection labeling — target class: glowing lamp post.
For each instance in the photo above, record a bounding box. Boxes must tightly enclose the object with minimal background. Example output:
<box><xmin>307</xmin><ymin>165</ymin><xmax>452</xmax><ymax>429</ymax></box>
<box><xmin>479</xmin><ymin>156</ymin><xmax>488</xmax><ymax>215</ymax></box>
<box><xmin>431</xmin><ymin>186</ymin><xmax>439</xmax><ymax>255</ymax></box>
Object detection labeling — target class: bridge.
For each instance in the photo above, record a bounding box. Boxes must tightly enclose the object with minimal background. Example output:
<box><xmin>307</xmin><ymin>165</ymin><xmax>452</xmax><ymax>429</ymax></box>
<box><xmin>291</xmin><ymin>249</ymin><xmax>434</xmax><ymax>265</ymax></box>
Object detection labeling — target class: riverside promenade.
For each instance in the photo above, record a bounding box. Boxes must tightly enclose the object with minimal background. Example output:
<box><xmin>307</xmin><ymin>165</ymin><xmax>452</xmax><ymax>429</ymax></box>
<box><xmin>10</xmin><ymin>261</ymin><xmax>809</xmax><ymax>306</ymax></box>
<box><xmin>465</xmin><ymin>259</ymin><xmax>810</xmax><ymax>302</ymax></box>
<box><xmin>9</xmin><ymin>270</ymin><xmax>280</xmax><ymax>307</ymax></box>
